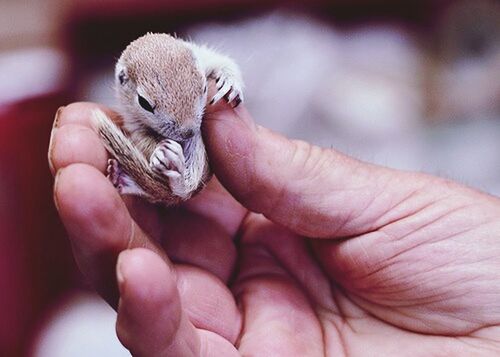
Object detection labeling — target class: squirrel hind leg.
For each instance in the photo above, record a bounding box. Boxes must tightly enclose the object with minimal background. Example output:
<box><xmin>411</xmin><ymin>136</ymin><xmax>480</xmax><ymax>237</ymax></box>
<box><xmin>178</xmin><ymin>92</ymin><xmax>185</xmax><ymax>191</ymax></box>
<box><xmin>106</xmin><ymin>159</ymin><xmax>152</xmax><ymax>199</ymax></box>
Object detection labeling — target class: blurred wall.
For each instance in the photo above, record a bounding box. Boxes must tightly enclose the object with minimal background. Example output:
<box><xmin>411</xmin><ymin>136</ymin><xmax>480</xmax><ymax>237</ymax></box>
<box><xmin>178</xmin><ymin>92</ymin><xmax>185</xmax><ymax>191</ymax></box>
<box><xmin>0</xmin><ymin>0</ymin><xmax>70</xmax><ymax>51</ymax></box>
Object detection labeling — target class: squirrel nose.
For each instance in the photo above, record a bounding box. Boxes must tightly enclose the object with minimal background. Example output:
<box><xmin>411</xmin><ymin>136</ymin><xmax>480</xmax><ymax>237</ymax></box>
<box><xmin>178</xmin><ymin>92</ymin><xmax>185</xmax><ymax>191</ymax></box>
<box><xmin>182</xmin><ymin>129</ymin><xmax>194</xmax><ymax>139</ymax></box>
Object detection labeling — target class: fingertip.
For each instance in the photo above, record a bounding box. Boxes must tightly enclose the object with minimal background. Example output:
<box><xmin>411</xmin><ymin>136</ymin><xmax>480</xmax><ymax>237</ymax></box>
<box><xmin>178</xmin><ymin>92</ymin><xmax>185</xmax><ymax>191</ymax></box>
<box><xmin>204</xmin><ymin>79</ymin><xmax>252</xmax><ymax>122</ymax></box>
<box><xmin>202</xmin><ymin>105</ymin><xmax>273</xmax><ymax>214</ymax></box>
<box><xmin>49</xmin><ymin>124</ymin><xmax>108</xmax><ymax>174</ymax></box>
<box><xmin>48</xmin><ymin>106</ymin><xmax>65</xmax><ymax>176</ymax></box>
<box><xmin>59</xmin><ymin>102</ymin><xmax>119</xmax><ymax>128</ymax></box>
<box><xmin>58</xmin><ymin>102</ymin><xmax>99</xmax><ymax>128</ymax></box>
<box><xmin>116</xmin><ymin>248</ymin><xmax>176</xmax><ymax>305</ymax></box>
<box><xmin>116</xmin><ymin>249</ymin><xmax>197</xmax><ymax>356</ymax></box>
<box><xmin>202</xmin><ymin>104</ymin><xmax>257</xmax><ymax>167</ymax></box>
<box><xmin>204</xmin><ymin>99</ymin><xmax>255</xmax><ymax>128</ymax></box>
<box><xmin>48</xmin><ymin>102</ymin><xmax>116</xmax><ymax>176</ymax></box>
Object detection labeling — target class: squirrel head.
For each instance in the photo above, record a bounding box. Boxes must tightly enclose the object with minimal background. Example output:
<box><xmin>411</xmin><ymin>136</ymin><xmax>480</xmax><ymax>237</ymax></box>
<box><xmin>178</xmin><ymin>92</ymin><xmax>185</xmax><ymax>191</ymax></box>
<box><xmin>115</xmin><ymin>33</ymin><xmax>207</xmax><ymax>141</ymax></box>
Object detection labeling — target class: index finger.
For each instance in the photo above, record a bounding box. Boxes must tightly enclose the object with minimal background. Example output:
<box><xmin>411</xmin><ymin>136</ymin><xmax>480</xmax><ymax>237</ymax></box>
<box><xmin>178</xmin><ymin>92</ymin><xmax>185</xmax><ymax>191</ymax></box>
<box><xmin>48</xmin><ymin>103</ymin><xmax>168</xmax><ymax>307</ymax></box>
<box><xmin>48</xmin><ymin>102</ymin><xmax>118</xmax><ymax>176</ymax></box>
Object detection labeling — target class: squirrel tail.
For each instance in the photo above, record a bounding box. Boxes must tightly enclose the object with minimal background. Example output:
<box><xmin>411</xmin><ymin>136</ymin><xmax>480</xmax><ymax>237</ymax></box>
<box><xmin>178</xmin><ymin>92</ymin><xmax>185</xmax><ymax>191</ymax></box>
<box><xmin>92</xmin><ymin>109</ymin><xmax>151</xmax><ymax>175</ymax></box>
<box><xmin>91</xmin><ymin>109</ymin><xmax>178</xmax><ymax>204</ymax></box>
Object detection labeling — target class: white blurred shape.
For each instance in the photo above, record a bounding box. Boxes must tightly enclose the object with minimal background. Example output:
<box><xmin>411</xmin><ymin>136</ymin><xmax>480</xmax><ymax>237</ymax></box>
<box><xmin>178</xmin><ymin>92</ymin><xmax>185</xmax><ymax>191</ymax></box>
<box><xmin>188</xmin><ymin>12</ymin><xmax>342</xmax><ymax>135</ymax></box>
<box><xmin>320</xmin><ymin>25</ymin><xmax>424</xmax><ymax>138</ymax></box>
<box><xmin>188</xmin><ymin>16</ymin><xmax>426</xmax><ymax>172</ymax></box>
<box><xmin>34</xmin><ymin>292</ymin><xmax>130</xmax><ymax>357</ymax></box>
<box><xmin>0</xmin><ymin>47</ymin><xmax>68</xmax><ymax>104</ymax></box>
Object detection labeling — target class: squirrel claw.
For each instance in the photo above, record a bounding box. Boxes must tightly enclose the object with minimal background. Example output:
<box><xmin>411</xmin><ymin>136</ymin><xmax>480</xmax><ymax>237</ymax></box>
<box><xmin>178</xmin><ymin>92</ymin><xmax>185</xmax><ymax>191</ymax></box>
<box><xmin>150</xmin><ymin>140</ymin><xmax>189</xmax><ymax>199</ymax></box>
<box><xmin>210</xmin><ymin>71</ymin><xmax>243</xmax><ymax>107</ymax></box>
<box><xmin>231</xmin><ymin>95</ymin><xmax>242</xmax><ymax>108</ymax></box>
<box><xmin>150</xmin><ymin>139</ymin><xmax>185</xmax><ymax>177</ymax></box>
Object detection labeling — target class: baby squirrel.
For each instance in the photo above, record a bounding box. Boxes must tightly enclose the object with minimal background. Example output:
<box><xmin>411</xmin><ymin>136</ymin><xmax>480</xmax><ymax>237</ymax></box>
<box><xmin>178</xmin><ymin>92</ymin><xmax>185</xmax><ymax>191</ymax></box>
<box><xmin>93</xmin><ymin>33</ymin><xmax>244</xmax><ymax>204</ymax></box>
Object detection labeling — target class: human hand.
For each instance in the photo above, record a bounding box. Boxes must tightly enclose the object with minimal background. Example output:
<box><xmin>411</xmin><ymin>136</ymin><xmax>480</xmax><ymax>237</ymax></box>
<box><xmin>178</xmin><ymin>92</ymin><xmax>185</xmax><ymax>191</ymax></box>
<box><xmin>48</xmin><ymin>101</ymin><xmax>500</xmax><ymax>356</ymax></box>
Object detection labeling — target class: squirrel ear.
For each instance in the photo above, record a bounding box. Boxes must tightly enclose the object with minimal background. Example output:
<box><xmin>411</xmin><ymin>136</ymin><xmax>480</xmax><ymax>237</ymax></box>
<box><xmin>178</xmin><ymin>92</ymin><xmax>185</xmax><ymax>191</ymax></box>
<box><xmin>118</xmin><ymin>69</ymin><xmax>128</xmax><ymax>85</ymax></box>
<box><xmin>115</xmin><ymin>62</ymin><xmax>128</xmax><ymax>85</ymax></box>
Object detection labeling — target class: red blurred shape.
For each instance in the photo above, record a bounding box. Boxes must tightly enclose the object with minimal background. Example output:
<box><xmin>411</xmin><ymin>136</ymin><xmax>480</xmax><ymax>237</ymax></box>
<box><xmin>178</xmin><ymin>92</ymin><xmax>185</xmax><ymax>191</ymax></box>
<box><xmin>0</xmin><ymin>94</ymin><xmax>76</xmax><ymax>357</ymax></box>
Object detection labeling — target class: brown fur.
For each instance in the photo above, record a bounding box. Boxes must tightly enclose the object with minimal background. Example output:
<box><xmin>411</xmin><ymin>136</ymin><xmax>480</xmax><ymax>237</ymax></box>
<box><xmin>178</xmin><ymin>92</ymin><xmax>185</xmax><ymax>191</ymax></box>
<box><xmin>94</xmin><ymin>109</ymin><xmax>183</xmax><ymax>204</ymax></box>
<box><xmin>94</xmin><ymin>32</ymin><xmax>243</xmax><ymax>203</ymax></box>
<box><xmin>121</xmin><ymin>33</ymin><xmax>204</xmax><ymax>126</ymax></box>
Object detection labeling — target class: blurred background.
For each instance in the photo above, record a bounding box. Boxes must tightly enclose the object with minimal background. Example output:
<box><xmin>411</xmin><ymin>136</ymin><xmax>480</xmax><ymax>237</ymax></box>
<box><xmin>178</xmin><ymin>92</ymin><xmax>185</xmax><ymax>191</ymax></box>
<box><xmin>0</xmin><ymin>0</ymin><xmax>499</xmax><ymax>356</ymax></box>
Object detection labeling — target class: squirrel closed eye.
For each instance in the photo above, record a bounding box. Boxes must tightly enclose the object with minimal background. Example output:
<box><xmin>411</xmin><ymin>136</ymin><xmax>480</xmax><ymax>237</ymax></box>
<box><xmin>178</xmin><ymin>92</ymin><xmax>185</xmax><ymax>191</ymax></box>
<box><xmin>137</xmin><ymin>94</ymin><xmax>155</xmax><ymax>113</ymax></box>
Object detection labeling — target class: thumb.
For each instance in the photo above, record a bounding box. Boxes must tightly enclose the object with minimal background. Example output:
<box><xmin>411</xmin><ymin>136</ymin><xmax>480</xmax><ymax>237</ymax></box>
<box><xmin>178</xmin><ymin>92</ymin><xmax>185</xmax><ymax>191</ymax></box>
<box><xmin>203</xmin><ymin>104</ymin><xmax>432</xmax><ymax>238</ymax></box>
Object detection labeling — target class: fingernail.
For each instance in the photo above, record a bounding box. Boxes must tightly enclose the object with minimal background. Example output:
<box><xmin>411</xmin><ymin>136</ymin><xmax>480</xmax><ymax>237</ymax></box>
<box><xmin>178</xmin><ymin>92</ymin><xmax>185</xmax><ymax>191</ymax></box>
<box><xmin>53</xmin><ymin>106</ymin><xmax>64</xmax><ymax>129</ymax></box>
<box><xmin>116</xmin><ymin>252</ymin><xmax>127</xmax><ymax>294</ymax></box>
<box><xmin>48</xmin><ymin>106</ymin><xmax>65</xmax><ymax>176</ymax></box>
<box><xmin>52</xmin><ymin>167</ymin><xmax>64</xmax><ymax>213</ymax></box>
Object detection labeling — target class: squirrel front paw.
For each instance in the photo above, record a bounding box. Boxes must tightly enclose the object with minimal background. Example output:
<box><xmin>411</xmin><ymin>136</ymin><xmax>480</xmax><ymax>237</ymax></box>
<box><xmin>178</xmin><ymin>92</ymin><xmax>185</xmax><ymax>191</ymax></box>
<box><xmin>210</xmin><ymin>69</ymin><xmax>244</xmax><ymax>107</ymax></box>
<box><xmin>150</xmin><ymin>139</ymin><xmax>189</xmax><ymax>199</ymax></box>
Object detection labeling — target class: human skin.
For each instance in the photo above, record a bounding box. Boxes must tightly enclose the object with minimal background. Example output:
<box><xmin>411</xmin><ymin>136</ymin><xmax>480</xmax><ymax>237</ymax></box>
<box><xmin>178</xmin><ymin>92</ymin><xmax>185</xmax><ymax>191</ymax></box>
<box><xmin>48</xmin><ymin>98</ymin><xmax>500</xmax><ymax>356</ymax></box>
